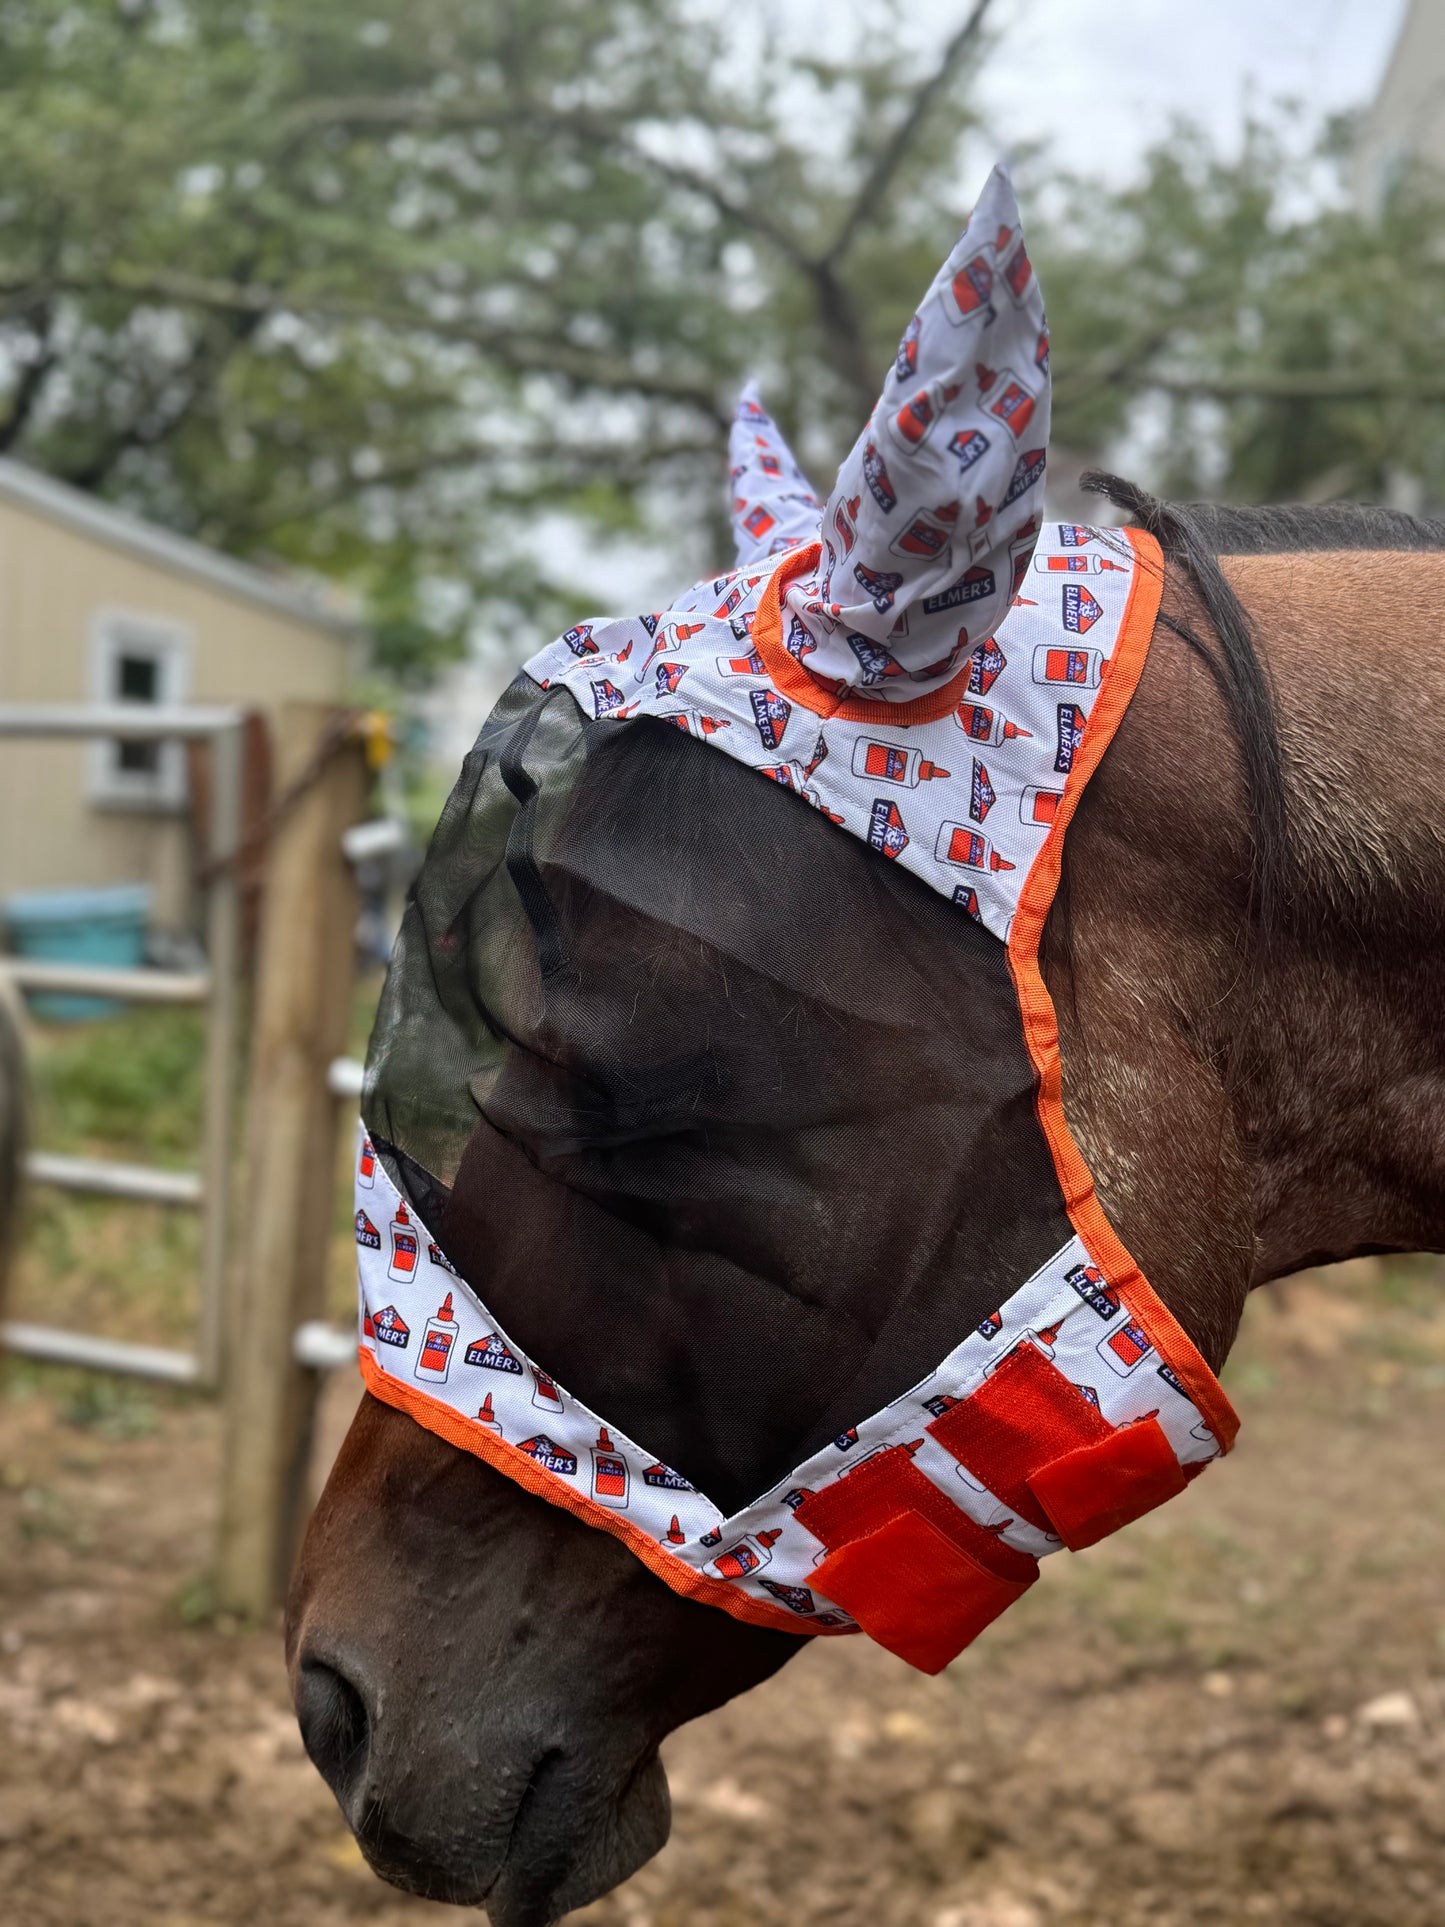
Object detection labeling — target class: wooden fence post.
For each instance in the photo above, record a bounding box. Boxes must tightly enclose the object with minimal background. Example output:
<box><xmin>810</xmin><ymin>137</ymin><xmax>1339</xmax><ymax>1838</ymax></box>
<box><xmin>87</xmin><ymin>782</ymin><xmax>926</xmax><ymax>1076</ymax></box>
<box><xmin>215</xmin><ymin>703</ymin><xmax>368</xmax><ymax>1617</ymax></box>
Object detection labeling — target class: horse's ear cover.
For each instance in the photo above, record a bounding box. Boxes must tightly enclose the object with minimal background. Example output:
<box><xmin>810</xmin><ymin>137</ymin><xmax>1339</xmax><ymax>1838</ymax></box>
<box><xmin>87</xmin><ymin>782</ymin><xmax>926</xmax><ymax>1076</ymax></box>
<box><xmin>354</xmin><ymin>167</ymin><xmax>1237</xmax><ymax>1674</ymax></box>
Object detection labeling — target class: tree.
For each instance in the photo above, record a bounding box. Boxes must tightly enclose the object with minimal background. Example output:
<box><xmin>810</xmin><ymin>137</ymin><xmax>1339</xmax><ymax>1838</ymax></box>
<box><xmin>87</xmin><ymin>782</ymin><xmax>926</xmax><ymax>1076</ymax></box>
<box><xmin>1036</xmin><ymin>115</ymin><xmax>1445</xmax><ymax>506</ymax></box>
<box><xmin>0</xmin><ymin>0</ymin><xmax>995</xmax><ymax>678</ymax></box>
<box><xmin>4</xmin><ymin>4</ymin><xmax>1445</xmax><ymax>689</ymax></box>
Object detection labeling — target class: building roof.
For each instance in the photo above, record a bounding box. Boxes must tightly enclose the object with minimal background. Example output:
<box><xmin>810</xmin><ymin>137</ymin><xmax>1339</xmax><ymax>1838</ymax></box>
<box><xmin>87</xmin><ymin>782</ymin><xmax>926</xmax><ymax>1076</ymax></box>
<box><xmin>0</xmin><ymin>457</ymin><xmax>361</xmax><ymax>640</ymax></box>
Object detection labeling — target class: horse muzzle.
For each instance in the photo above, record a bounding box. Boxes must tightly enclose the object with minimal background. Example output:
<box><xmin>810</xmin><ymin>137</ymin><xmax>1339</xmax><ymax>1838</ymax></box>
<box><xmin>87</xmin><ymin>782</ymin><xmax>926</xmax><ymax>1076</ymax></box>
<box><xmin>292</xmin><ymin>1639</ymin><xmax>670</xmax><ymax>1922</ymax></box>
<box><xmin>286</xmin><ymin>1394</ymin><xmax>796</xmax><ymax>1923</ymax></box>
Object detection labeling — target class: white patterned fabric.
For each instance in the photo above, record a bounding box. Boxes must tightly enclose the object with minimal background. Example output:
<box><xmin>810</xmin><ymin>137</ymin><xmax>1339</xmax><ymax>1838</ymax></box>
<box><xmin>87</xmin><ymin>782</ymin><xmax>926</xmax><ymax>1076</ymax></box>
<box><xmin>782</xmin><ymin>165</ymin><xmax>1050</xmax><ymax>701</ymax></box>
<box><xmin>728</xmin><ymin>380</ymin><xmax>823</xmax><ymax>564</ymax></box>
<box><xmin>527</xmin><ymin>522</ymin><xmax>1138</xmax><ymax>946</ymax></box>
<box><xmin>356</xmin><ymin>1129</ymin><xmax>1221</xmax><ymax>1633</ymax></box>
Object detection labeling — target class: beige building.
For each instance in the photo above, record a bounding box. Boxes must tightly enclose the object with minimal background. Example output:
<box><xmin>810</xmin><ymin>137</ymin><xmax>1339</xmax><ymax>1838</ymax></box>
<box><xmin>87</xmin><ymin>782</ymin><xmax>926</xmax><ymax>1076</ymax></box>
<box><xmin>0</xmin><ymin>459</ymin><xmax>360</xmax><ymax>932</ymax></box>
<box><xmin>1354</xmin><ymin>0</ymin><xmax>1445</xmax><ymax>211</ymax></box>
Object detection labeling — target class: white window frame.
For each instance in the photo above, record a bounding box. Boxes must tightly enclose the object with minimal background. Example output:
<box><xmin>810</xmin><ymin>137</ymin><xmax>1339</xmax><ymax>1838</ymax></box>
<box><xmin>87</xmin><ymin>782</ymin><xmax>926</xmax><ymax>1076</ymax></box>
<box><xmin>86</xmin><ymin>609</ymin><xmax>194</xmax><ymax>812</ymax></box>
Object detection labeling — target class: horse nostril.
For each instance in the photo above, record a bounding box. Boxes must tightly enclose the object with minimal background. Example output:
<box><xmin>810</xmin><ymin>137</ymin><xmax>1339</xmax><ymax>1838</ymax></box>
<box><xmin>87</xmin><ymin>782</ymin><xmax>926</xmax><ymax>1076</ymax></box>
<box><xmin>295</xmin><ymin>1655</ymin><xmax>372</xmax><ymax>1805</ymax></box>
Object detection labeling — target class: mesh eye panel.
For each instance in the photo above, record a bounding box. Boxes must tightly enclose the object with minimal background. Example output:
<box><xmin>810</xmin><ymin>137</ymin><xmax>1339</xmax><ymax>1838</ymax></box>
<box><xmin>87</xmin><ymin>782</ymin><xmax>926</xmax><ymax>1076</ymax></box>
<box><xmin>365</xmin><ymin>676</ymin><xmax>1072</xmax><ymax>1515</ymax></box>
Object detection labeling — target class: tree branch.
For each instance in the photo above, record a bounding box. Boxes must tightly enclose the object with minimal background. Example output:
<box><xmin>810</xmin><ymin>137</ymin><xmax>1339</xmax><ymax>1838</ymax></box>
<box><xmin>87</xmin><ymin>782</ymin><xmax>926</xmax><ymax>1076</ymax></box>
<box><xmin>275</xmin><ymin>87</ymin><xmax>885</xmax><ymax>405</ymax></box>
<box><xmin>288</xmin><ymin>91</ymin><xmax>825</xmax><ymax>279</ymax></box>
<box><xmin>0</xmin><ymin>265</ymin><xmax>729</xmax><ymax>426</ymax></box>
<box><xmin>1133</xmin><ymin>370</ymin><xmax>1445</xmax><ymax>404</ymax></box>
<box><xmin>820</xmin><ymin>0</ymin><xmax>994</xmax><ymax>271</ymax></box>
<box><xmin>232</xmin><ymin>432</ymin><xmax>720</xmax><ymax>539</ymax></box>
<box><xmin>57</xmin><ymin>271</ymin><xmax>271</xmax><ymax>492</ymax></box>
<box><xmin>0</xmin><ymin>297</ymin><xmax>57</xmax><ymax>453</ymax></box>
<box><xmin>275</xmin><ymin>85</ymin><xmax>903</xmax><ymax>410</ymax></box>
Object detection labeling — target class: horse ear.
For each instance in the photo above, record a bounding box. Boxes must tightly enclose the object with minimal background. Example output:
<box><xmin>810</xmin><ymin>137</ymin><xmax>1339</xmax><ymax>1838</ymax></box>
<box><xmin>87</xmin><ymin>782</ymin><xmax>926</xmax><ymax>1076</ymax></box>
<box><xmin>786</xmin><ymin>166</ymin><xmax>1050</xmax><ymax>697</ymax></box>
<box><xmin>728</xmin><ymin>381</ymin><xmax>822</xmax><ymax>568</ymax></box>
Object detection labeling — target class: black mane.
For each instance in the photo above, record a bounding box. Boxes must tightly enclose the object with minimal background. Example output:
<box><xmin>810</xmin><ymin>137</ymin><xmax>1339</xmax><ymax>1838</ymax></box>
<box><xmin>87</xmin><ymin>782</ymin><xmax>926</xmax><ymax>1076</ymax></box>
<box><xmin>1099</xmin><ymin>487</ymin><xmax>1445</xmax><ymax>558</ymax></box>
<box><xmin>1079</xmin><ymin>473</ymin><xmax>1445</xmax><ymax>938</ymax></box>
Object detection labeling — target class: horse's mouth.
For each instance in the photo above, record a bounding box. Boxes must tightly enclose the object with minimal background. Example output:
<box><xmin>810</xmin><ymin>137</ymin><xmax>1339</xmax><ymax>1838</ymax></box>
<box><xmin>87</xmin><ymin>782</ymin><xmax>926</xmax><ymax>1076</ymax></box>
<box><xmin>355</xmin><ymin>1746</ymin><xmax>672</xmax><ymax>1926</ymax></box>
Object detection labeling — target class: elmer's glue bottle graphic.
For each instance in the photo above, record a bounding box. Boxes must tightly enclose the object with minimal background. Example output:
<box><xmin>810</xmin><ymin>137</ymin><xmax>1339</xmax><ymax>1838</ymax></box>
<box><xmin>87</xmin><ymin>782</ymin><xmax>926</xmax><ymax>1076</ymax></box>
<box><xmin>358</xmin><ymin>1137</ymin><xmax>376</xmax><ymax>1186</ymax></box>
<box><xmin>532</xmin><ymin>1368</ymin><xmax>565</xmax><ymax>1414</ymax></box>
<box><xmin>954</xmin><ymin>702</ymin><xmax>1030</xmax><ymax>747</ymax></box>
<box><xmin>934</xmin><ymin>823</ymin><xmax>1015</xmax><ymax>872</ymax></box>
<box><xmin>388</xmin><ymin>1202</ymin><xmax>419</xmax><ymax>1282</ymax></box>
<box><xmin>663</xmin><ymin>710</ymin><xmax>730</xmax><ymax>740</ymax></box>
<box><xmin>715</xmin><ymin>649</ymin><xmax>766</xmax><ymax>677</ymax></box>
<box><xmin>660</xmin><ymin>1515</ymin><xmax>687</xmax><ymax>1547</ymax></box>
<box><xmin>708</xmin><ymin>1528</ymin><xmax>781</xmax><ymax>1581</ymax></box>
<box><xmin>850</xmin><ymin>739</ymin><xmax>950</xmax><ymax>787</ymax></box>
<box><xmin>1033</xmin><ymin>644</ymin><xmax>1103</xmax><ymax>687</ymax></box>
<box><xmin>591</xmin><ymin>1428</ymin><xmax>630</xmax><ymax>1509</ymax></box>
<box><xmin>894</xmin><ymin>378</ymin><xmax>964</xmax><ymax>450</ymax></box>
<box><xmin>638</xmin><ymin>620</ymin><xmax>704</xmax><ymax>681</ymax></box>
<box><xmin>1034</xmin><ymin>551</ymin><xmax>1106</xmax><ymax>573</ymax></box>
<box><xmin>477</xmin><ymin>1394</ymin><xmax>502</xmax><ymax>1436</ymax></box>
<box><xmin>1020</xmin><ymin>786</ymin><xmax>1062</xmax><ymax>827</ymax></box>
<box><xmin>1032</xmin><ymin>1319</ymin><xmax>1063</xmax><ymax>1358</ymax></box>
<box><xmin>414</xmin><ymin>1293</ymin><xmax>458</xmax><ymax>1382</ymax></box>
<box><xmin>1099</xmin><ymin>1320</ymin><xmax>1154</xmax><ymax>1375</ymax></box>
<box><xmin>889</xmin><ymin>501</ymin><xmax>960</xmax><ymax>563</ymax></box>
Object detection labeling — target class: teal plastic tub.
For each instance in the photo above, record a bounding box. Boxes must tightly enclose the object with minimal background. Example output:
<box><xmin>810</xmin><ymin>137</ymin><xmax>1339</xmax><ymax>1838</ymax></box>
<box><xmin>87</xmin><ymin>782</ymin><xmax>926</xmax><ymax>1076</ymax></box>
<box><xmin>2</xmin><ymin>883</ymin><xmax>152</xmax><ymax>1020</ymax></box>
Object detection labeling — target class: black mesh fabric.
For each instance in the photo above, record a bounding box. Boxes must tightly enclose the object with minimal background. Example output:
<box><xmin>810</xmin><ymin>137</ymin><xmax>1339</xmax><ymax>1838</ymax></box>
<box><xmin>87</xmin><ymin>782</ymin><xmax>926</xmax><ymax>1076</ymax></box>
<box><xmin>365</xmin><ymin>674</ymin><xmax>1073</xmax><ymax>1516</ymax></box>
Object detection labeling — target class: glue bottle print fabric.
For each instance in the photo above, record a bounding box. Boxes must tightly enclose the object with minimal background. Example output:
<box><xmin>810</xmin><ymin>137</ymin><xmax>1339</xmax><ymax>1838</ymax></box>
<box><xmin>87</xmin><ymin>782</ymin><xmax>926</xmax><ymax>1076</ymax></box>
<box><xmin>1033</xmin><ymin>644</ymin><xmax>1103</xmax><ymax>688</ymax></box>
<box><xmin>591</xmin><ymin>1428</ymin><xmax>631</xmax><ymax>1509</ymax></box>
<box><xmin>532</xmin><ymin>1368</ymin><xmax>565</xmax><ymax>1414</ymax></box>
<box><xmin>707</xmin><ymin>1528</ymin><xmax>781</xmax><ymax>1581</ymax></box>
<box><xmin>415</xmin><ymin>1292</ymin><xmax>459</xmax><ymax>1383</ymax></box>
<box><xmin>850</xmin><ymin>739</ymin><xmax>950</xmax><ymax>787</ymax></box>
<box><xmin>388</xmin><ymin>1202</ymin><xmax>419</xmax><ymax>1282</ymax></box>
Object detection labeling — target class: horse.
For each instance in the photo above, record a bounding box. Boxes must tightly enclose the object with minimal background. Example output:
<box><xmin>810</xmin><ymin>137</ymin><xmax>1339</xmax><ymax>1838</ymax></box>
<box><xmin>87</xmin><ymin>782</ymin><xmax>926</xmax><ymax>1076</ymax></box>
<box><xmin>286</xmin><ymin>472</ymin><xmax>1445</xmax><ymax>1925</ymax></box>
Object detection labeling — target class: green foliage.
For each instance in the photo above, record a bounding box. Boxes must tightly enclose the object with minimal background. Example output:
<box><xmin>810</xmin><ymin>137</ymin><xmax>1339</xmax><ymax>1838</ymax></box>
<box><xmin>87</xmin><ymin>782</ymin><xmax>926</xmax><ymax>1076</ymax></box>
<box><xmin>2</xmin><ymin>4</ymin><xmax>1444</xmax><ymax>686</ymax></box>
<box><xmin>1036</xmin><ymin>116</ymin><xmax>1445</xmax><ymax>503</ymax></box>
<box><xmin>0</xmin><ymin>0</ymin><xmax>994</xmax><ymax>676</ymax></box>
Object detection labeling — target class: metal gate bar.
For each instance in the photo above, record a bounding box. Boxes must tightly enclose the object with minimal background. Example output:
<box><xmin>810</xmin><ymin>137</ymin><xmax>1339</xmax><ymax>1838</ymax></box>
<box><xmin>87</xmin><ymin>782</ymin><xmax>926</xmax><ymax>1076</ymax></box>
<box><xmin>24</xmin><ymin>1150</ymin><xmax>203</xmax><ymax>1206</ymax></box>
<box><xmin>3</xmin><ymin>960</ymin><xmax>211</xmax><ymax>1003</ymax></box>
<box><xmin>0</xmin><ymin>702</ymin><xmax>244</xmax><ymax>1386</ymax></box>
<box><xmin>1</xmin><ymin>1321</ymin><xmax>203</xmax><ymax>1385</ymax></box>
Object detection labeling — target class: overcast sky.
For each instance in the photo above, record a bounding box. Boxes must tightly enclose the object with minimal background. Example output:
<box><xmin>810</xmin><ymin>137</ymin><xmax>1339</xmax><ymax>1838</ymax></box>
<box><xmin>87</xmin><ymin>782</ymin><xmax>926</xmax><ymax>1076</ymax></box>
<box><xmin>430</xmin><ymin>0</ymin><xmax>1414</xmax><ymax>754</ymax></box>
<box><xmin>860</xmin><ymin>0</ymin><xmax>1409</xmax><ymax>184</ymax></box>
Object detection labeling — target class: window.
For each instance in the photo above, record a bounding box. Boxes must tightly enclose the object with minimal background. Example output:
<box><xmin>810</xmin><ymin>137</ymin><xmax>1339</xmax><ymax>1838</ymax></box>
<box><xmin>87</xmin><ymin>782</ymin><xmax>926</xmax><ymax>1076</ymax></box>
<box><xmin>87</xmin><ymin>611</ymin><xmax>193</xmax><ymax>810</ymax></box>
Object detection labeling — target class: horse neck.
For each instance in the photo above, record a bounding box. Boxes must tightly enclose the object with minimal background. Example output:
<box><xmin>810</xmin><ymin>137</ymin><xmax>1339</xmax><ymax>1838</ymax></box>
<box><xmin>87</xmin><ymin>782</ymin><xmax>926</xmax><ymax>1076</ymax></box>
<box><xmin>1232</xmin><ymin>549</ymin><xmax>1445</xmax><ymax>1275</ymax></box>
<box><xmin>1044</xmin><ymin>546</ymin><xmax>1445</xmax><ymax>1370</ymax></box>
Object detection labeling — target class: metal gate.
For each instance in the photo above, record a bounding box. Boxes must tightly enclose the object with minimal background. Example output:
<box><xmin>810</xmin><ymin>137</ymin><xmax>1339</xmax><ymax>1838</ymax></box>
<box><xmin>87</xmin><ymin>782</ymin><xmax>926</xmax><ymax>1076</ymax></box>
<box><xmin>0</xmin><ymin>702</ymin><xmax>244</xmax><ymax>1387</ymax></box>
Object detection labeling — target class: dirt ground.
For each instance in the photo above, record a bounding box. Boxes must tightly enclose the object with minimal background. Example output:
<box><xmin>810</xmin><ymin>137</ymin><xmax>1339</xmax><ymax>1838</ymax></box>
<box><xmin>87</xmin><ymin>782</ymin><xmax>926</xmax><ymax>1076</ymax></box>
<box><xmin>2</xmin><ymin>1260</ymin><xmax>1444</xmax><ymax>1927</ymax></box>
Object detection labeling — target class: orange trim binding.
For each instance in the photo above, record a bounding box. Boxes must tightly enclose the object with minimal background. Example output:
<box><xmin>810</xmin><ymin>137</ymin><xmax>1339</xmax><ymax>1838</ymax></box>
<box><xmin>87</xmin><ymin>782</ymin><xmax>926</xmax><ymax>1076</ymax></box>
<box><xmin>751</xmin><ymin>543</ymin><xmax>989</xmax><ymax>726</ymax></box>
<box><xmin>1004</xmin><ymin>529</ymin><xmax>1240</xmax><ymax>1451</ymax></box>
<box><xmin>358</xmin><ymin>1347</ymin><xmax>832</xmax><ymax>1639</ymax></box>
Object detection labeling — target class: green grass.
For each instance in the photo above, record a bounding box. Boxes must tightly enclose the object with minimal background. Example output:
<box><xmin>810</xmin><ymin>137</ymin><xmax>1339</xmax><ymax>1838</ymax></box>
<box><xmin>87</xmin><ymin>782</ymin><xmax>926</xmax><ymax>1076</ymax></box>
<box><xmin>27</xmin><ymin>1004</ymin><xmax>208</xmax><ymax>1166</ymax></box>
<box><xmin>8</xmin><ymin>973</ymin><xmax>384</xmax><ymax>1353</ymax></box>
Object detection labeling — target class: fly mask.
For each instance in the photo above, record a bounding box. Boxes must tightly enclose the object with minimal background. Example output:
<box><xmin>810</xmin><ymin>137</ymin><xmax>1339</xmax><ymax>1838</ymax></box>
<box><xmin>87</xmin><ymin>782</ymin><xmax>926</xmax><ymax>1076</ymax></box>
<box><xmin>350</xmin><ymin>167</ymin><xmax>1236</xmax><ymax>1675</ymax></box>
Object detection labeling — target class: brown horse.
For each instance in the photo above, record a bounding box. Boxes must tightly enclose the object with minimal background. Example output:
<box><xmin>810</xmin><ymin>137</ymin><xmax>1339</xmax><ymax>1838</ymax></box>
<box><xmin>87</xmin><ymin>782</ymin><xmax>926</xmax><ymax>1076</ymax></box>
<box><xmin>287</xmin><ymin>476</ymin><xmax>1445</xmax><ymax>1925</ymax></box>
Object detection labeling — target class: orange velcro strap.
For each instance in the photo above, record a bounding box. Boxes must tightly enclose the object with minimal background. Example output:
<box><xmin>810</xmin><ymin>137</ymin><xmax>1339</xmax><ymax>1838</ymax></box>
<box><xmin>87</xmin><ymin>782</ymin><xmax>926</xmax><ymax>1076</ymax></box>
<box><xmin>1025</xmin><ymin>1414</ymin><xmax>1188</xmax><ymax>1550</ymax></box>
<box><xmin>794</xmin><ymin>1445</ymin><xmax>1038</xmax><ymax>1584</ymax></box>
<box><xmin>926</xmin><ymin>1342</ymin><xmax>1112</xmax><ymax>1532</ymax></box>
<box><xmin>794</xmin><ymin>1443</ymin><xmax>1039</xmax><ymax>1672</ymax></box>
<box><xmin>810</xmin><ymin>1512</ymin><xmax>1035</xmax><ymax>1674</ymax></box>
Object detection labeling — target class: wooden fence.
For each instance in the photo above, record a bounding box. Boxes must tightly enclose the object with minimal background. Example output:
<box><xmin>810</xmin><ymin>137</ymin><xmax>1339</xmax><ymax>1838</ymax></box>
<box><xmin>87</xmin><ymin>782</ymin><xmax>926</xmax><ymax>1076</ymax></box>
<box><xmin>0</xmin><ymin>699</ymin><xmax>373</xmax><ymax>1617</ymax></box>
